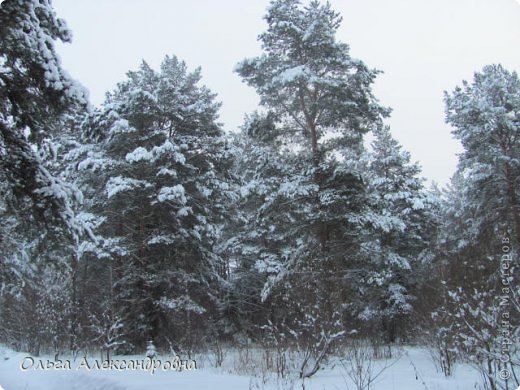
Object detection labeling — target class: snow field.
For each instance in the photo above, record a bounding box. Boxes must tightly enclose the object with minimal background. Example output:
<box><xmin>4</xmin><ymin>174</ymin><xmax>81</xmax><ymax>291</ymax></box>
<box><xmin>0</xmin><ymin>344</ymin><xmax>482</xmax><ymax>390</ymax></box>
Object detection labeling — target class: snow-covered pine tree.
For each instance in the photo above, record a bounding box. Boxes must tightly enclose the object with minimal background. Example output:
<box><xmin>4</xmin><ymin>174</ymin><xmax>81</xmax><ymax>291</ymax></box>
<box><xmin>359</xmin><ymin>126</ymin><xmax>434</xmax><ymax>342</ymax></box>
<box><xmin>219</xmin><ymin>111</ymin><xmax>296</xmax><ymax>337</ymax></box>
<box><xmin>441</xmin><ymin>64</ymin><xmax>520</xmax><ymax>332</ymax></box>
<box><xmin>445</xmin><ymin>64</ymin><xmax>520</xmax><ymax>250</ymax></box>
<box><xmin>0</xmin><ymin>0</ymin><xmax>97</xmax><ymax>352</ymax></box>
<box><xmin>0</xmin><ymin>171</ymin><xmax>76</xmax><ymax>355</ymax></box>
<box><xmin>0</xmin><ymin>0</ymin><xmax>88</xmax><ymax>237</ymax></box>
<box><xmin>427</xmin><ymin>65</ymin><xmax>520</xmax><ymax>389</ymax></box>
<box><xmin>55</xmin><ymin>112</ymin><xmax>123</xmax><ymax>354</ymax></box>
<box><xmin>234</xmin><ymin>0</ymin><xmax>387</xmax><ymax>344</ymax></box>
<box><xmin>81</xmin><ymin>56</ymin><xmax>234</xmax><ymax>351</ymax></box>
<box><xmin>0</xmin><ymin>103</ymin><xmax>119</xmax><ymax>355</ymax></box>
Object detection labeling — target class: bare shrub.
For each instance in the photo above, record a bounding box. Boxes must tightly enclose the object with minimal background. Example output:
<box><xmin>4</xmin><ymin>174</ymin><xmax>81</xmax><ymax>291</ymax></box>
<box><xmin>341</xmin><ymin>339</ymin><xmax>401</xmax><ymax>390</ymax></box>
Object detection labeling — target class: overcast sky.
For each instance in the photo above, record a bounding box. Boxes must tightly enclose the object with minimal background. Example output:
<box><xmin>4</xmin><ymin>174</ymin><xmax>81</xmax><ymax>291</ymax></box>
<box><xmin>53</xmin><ymin>0</ymin><xmax>520</xmax><ymax>186</ymax></box>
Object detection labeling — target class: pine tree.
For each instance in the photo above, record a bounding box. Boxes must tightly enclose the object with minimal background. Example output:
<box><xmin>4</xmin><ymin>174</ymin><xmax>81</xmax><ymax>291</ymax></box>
<box><xmin>0</xmin><ymin>98</ymin><xmax>107</xmax><ymax>354</ymax></box>
<box><xmin>0</xmin><ymin>1</ymin><xmax>96</xmax><ymax>353</ymax></box>
<box><xmin>428</xmin><ymin>65</ymin><xmax>520</xmax><ymax>388</ymax></box>
<box><xmin>81</xmin><ymin>56</ymin><xmax>233</xmax><ymax>351</ymax></box>
<box><xmin>220</xmin><ymin>112</ymin><xmax>295</xmax><ymax>337</ymax></box>
<box><xmin>234</xmin><ymin>0</ymin><xmax>387</xmax><ymax>346</ymax></box>
<box><xmin>0</xmin><ymin>0</ymin><xmax>88</xmax><ymax>235</ymax></box>
<box><xmin>444</xmin><ymin>64</ymin><xmax>520</xmax><ymax>249</ymax></box>
<box><xmin>360</xmin><ymin>126</ymin><xmax>434</xmax><ymax>342</ymax></box>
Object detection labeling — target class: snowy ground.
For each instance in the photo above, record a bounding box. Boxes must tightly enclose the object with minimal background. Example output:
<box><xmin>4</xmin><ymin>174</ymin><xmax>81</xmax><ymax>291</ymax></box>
<box><xmin>0</xmin><ymin>344</ymin><xmax>482</xmax><ymax>390</ymax></box>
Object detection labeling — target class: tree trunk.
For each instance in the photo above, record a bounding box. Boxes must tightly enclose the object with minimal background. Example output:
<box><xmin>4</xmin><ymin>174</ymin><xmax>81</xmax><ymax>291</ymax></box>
<box><xmin>298</xmin><ymin>87</ymin><xmax>319</xmax><ymax>167</ymax></box>
<box><xmin>69</xmin><ymin>252</ymin><xmax>79</xmax><ymax>353</ymax></box>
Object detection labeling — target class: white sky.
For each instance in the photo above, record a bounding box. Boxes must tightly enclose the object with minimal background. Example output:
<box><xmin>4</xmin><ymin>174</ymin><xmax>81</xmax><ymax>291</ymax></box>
<box><xmin>53</xmin><ymin>0</ymin><xmax>520</xmax><ymax>186</ymax></box>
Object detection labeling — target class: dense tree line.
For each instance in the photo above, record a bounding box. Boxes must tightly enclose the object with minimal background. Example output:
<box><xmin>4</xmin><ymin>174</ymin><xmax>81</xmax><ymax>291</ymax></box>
<box><xmin>0</xmin><ymin>1</ymin><xmax>518</xmax><ymax>387</ymax></box>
